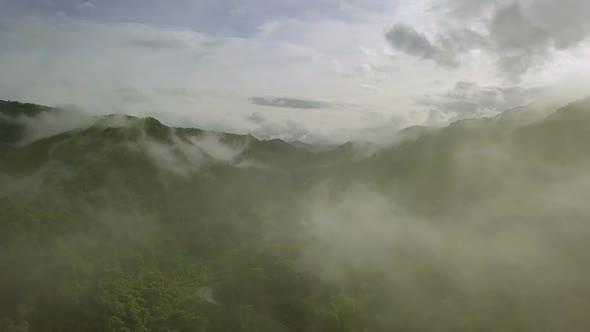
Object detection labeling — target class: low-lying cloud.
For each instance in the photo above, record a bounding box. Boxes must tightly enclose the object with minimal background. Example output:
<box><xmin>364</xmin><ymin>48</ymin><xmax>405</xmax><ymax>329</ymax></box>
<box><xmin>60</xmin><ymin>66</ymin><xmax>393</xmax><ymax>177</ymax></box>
<box><xmin>250</xmin><ymin>97</ymin><xmax>336</xmax><ymax>109</ymax></box>
<box><xmin>294</xmin><ymin>107</ymin><xmax>590</xmax><ymax>329</ymax></box>
<box><xmin>128</xmin><ymin>126</ymin><xmax>249</xmax><ymax>176</ymax></box>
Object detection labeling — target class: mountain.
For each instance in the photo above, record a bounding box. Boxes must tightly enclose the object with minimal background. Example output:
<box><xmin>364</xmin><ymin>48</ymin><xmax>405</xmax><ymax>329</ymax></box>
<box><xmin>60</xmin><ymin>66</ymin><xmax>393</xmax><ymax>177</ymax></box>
<box><xmin>2</xmin><ymin>98</ymin><xmax>590</xmax><ymax>332</ymax></box>
<box><xmin>289</xmin><ymin>140</ymin><xmax>340</xmax><ymax>153</ymax></box>
<box><xmin>0</xmin><ymin>100</ymin><xmax>50</xmax><ymax>143</ymax></box>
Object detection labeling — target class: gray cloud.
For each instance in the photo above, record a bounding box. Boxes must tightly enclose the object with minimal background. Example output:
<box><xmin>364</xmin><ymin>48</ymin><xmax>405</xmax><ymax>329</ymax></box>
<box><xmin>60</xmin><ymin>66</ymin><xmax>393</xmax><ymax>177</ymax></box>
<box><xmin>387</xmin><ymin>0</ymin><xmax>590</xmax><ymax>80</ymax></box>
<box><xmin>385</xmin><ymin>25</ymin><xmax>440</xmax><ymax>63</ymax></box>
<box><xmin>488</xmin><ymin>2</ymin><xmax>551</xmax><ymax>78</ymax></box>
<box><xmin>245</xmin><ymin>112</ymin><xmax>266</xmax><ymax>124</ymax></box>
<box><xmin>487</xmin><ymin>0</ymin><xmax>590</xmax><ymax>78</ymax></box>
<box><xmin>385</xmin><ymin>24</ymin><xmax>486</xmax><ymax>68</ymax></box>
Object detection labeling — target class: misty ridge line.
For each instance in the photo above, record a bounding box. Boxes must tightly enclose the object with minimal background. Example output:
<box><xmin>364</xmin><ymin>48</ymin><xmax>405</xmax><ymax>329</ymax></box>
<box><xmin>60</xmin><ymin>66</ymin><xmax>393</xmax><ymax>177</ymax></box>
<box><xmin>0</xmin><ymin>97</ymin><xmax>545</xmax><ymax>156</ymax></box>
<box><xmin>1</xmin><ymin>96</ymin><xmax>587</xmax><ymax>178</ymax></box>
<box><xmin>2</xmin><ymin>97</ymin><xmax>590</xmax><ymax>174</ymax></box>
<box><xmin>0</xmin><ymin>102</ymin><xmax>279</xmax><ymax>175</ymax></box>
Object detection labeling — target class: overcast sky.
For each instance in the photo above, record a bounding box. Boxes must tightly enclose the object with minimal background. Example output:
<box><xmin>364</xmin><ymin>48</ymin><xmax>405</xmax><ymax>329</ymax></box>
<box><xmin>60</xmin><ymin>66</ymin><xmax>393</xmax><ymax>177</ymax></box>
<box><xmin>1</xmin><ymin>0</ymin><xmax>589</xmax><ymax>143</ymax></box>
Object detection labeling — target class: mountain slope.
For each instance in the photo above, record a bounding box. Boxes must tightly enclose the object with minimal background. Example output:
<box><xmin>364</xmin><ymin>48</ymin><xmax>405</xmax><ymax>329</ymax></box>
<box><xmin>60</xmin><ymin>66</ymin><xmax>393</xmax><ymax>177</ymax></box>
<box><xmin>2</xmin><ymin>98</ymin><xmax>590</xmax><ymax>332</ymax></box>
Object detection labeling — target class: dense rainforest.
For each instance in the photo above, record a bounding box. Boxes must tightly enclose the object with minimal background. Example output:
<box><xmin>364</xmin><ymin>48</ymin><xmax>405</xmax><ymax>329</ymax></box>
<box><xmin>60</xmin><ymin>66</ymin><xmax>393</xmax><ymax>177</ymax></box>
<box><xmin>1</xmin><ymin>98</ymin><xmax>590</xmax><ymax>331</ymax></box>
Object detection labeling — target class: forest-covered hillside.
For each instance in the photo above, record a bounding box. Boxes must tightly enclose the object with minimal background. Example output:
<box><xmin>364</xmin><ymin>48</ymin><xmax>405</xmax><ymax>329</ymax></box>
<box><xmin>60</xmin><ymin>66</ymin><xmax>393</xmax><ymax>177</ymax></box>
<box><xmin>1</xmin><ymin>98</ymin><xmax>590</xmax><ymax>331</ymax></box>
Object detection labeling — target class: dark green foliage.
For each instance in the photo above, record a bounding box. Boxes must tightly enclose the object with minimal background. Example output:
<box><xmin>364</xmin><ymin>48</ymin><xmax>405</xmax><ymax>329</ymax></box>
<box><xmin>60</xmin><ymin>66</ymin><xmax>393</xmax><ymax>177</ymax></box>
<box><xmin>0</xmin><ymin>100</ymin><xmax>52</xmax><ymax>143</ymax></box>
<box><xmin>0</xmin><ymin>100</ymin><xmax>50</xmax><ymax>118</ymax></box>
<box><xmin>0</xmin><ymin>100</ymin><xmax>316</xmax><ymax>331</ymax></box>
<box><xmin>0</xmin><ymin>119</ymin><xmax>24</xmax><ymax>144</ymax></box>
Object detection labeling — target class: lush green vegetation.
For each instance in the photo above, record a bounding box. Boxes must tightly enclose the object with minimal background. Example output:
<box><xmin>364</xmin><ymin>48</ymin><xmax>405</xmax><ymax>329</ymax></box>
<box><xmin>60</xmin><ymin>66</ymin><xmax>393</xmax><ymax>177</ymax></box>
<box><xmin>1</xmin><ymin>99</ymin><xmax>590</xmax><ymax>331</ymax></box>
